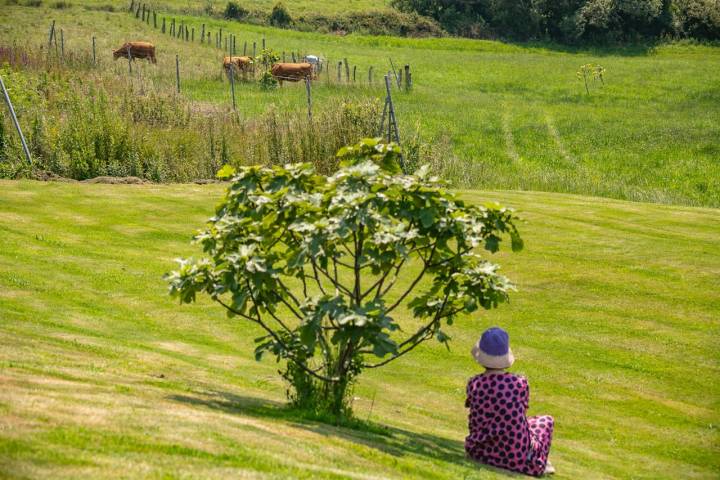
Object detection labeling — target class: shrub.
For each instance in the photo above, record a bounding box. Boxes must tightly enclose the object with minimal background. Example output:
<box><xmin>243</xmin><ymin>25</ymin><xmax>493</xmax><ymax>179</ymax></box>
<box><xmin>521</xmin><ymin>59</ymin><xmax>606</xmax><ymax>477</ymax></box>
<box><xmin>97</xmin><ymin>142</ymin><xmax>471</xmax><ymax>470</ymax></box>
<box><xmin>166</xmin><ymin>138</ymin><xmax>522</xmax><ymax>418</ymax></box>
<box><xmin>224</xmin><ymin>1</ymin><xmax>248</xmax><ymax>20</ymax></box>
<box><xmin>258</xmin><ymin>71</ymin><xmax>278</xmax><ymax>90</ymax></box>
<box><xmin>51</xmin><ymin>0</ymin><xmax>71</xmax><ymax>8</ymax></box>
<box><xmin>269</xmin><ymin>2</ymin><xmax>292</xmax><ymax>27</ymax></box>
<box><xmin>24</xmin><ymin>0</ymin><xmax>42</xmax><ymax>6</ymax></box>
<box><xmin>672</xmin><ymin>0</ymin><xmax>720</xmax><ymax>40</ymax></box>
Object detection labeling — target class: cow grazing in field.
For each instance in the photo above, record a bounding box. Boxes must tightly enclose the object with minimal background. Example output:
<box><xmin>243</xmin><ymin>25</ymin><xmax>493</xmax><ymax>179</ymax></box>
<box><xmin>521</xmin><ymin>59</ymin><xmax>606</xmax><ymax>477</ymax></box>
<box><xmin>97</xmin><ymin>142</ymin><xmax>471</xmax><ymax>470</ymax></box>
<box><xmin>270</xmin><ymin>62</ymin><xmax>313</xmax><ymax>85</ymax></box>
<box><xmin>113</xmin><ymin>42</ymin><xmax>156</xmax><ymax>64</ymax></box>
<box><xmin>223</xmin><ymin>56</ymin><xmax>253</xmax><ymax>80</ymax></box>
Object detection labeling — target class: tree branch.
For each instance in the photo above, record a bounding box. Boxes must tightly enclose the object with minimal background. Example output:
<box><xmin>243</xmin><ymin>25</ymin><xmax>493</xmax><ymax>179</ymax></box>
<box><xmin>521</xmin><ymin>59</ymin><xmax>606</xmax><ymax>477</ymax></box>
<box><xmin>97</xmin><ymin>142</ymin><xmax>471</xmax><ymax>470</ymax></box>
<box><xmin>363</xmin><ymin>291</ymin><xmax>451</xmax><ymax>369</ymax></box>
<box><xmin>385</xmin><ymin>242</ymin><xmax>438</xmax><ymax>313</ymax></box>
<box><xmin>215</xmin><ymin>297</ymin><xmax>339</xmax><ymax>383</ymax></box>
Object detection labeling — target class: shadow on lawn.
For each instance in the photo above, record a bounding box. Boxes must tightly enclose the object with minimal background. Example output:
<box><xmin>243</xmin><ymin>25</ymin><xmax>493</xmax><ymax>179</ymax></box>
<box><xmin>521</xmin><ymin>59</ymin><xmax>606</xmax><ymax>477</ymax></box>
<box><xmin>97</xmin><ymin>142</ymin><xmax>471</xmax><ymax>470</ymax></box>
<box><xmin>168</xmin><ymin>390</ymin><xmax>520</xmax><ymax>477</ymax></box>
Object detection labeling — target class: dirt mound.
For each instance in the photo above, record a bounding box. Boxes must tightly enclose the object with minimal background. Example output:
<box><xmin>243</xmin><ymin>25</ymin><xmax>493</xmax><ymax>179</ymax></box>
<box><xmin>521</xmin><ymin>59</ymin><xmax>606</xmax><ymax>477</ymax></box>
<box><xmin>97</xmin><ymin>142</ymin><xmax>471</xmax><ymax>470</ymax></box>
<box><xmin>81</xmin><ymin>176</ymin><xmax>151</xmax><ymax>185</ymax></box>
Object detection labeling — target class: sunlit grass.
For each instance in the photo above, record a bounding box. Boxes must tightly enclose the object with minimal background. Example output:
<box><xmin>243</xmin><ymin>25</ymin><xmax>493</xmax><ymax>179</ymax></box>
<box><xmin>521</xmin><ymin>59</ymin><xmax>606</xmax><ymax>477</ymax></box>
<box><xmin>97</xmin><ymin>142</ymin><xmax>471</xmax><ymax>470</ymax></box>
<box><xmin>0</xmin><ymin>180</ymin><xmax>718</xmax><ymax>478</ymax></box>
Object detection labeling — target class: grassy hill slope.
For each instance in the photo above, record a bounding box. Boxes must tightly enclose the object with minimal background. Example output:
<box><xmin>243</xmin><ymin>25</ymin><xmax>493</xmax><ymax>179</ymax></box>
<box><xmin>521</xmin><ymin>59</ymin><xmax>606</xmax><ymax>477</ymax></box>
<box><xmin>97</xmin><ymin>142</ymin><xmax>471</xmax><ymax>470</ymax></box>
<box><xmin>0</xmin><ymin>180</ymin><xmax>718</xmax><ymax>479</ymax></box>
<box><xmin>1</xmin><ymin>5</ymin><xmax>720</xmax><ymax>206</ymax></box>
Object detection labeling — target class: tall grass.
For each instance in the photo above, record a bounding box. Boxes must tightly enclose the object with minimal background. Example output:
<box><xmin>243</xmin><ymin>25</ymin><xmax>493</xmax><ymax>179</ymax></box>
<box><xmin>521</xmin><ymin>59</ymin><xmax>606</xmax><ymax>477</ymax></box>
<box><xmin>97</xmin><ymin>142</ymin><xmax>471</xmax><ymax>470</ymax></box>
<box><xmin>0</xmin><ymin>46</ymin><xmax>398</xmax><ymax>181</ymax></box>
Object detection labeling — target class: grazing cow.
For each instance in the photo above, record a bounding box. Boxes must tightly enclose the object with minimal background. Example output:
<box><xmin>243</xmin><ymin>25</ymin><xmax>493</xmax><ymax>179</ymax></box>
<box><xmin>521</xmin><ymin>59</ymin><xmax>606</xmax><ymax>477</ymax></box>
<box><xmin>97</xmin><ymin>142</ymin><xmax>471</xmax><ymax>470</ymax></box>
<box><xmin>223</xmin><ymin>56</ymin><xmax>253</xmax><ymax>80</ymax></box>
<box><xmin>113</xmin><ymin>41</ymin><xmax>156</xmax><ymax>64</ymax></box>
<box><xmin>270</xmin><ymin>62</ymin><xmax>313</xmax><ymax>86</ymax></box>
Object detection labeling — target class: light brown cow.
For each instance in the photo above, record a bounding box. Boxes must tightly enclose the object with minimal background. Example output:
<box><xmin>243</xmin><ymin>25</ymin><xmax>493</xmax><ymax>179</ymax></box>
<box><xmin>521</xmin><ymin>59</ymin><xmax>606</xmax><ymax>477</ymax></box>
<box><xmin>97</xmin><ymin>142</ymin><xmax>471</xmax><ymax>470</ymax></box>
<box><xmin>223</xmin><ymin>56</ymin><xmax>253</xmax><ymax>80</ymax></box>
<box><xmin>270</xmin><ymin>62</ymin><xmax>313</xmax><ymax>86</ymax></box>
<box><xmin>113</xmin><ymin>41</ymin><xmax>156</xmax><ymax>64</ymax></box>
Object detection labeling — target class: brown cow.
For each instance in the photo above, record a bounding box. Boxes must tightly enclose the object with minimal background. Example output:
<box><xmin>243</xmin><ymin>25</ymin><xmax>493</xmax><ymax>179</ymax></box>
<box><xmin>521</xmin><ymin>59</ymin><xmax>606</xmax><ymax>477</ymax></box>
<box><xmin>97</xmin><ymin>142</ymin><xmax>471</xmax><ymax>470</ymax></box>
<box><xmin>223</xmin><ymin>56</ymin><xmax>253</xmax><ymax>80</ymax></box>
<box><xmin>270</xmin><ymin>62</ymin><xmax>313</xmax><ymax>86</ymax></box>
<box><xmin>113</xmin><ymin>41</ymin><xmax>156</xmax><ymax>64</ymax></box>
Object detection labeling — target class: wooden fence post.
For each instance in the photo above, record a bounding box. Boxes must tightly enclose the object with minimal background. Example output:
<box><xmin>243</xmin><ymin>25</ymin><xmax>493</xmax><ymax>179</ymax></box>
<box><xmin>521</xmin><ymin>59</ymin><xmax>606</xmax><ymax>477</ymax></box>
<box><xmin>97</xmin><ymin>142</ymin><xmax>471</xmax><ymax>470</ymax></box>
<box><xmin>262</xmin><ymin>37</ymin><xmax>265</xmax><ymax>50</ymax></box>
<box><xmin>291</xmin><ymin>52</ymin><xmax>296</xmax><ymax>63</ymax></box>
<box><xmin>175</xmin><ymin>54</ymin><xmax>180</xmax><ymax>93</ymax></box>
<box><xmin>60</xmin><ymin>29</ymin><xmax>64</xmax><ymax>59</ymax></box>
<box><xmin>229</xmin><ymin>64</ymin><xmax>236</xmax><ymax>110</ymax></box>
<box><xmin>252</xmin><ymin>41</ymin><xmax>256</xmax><ymax>57</ymax></box>
<box><xmin>404</xmin><ymin>64</ymin><xmax>411</xmax><ymax>90</ymax></box>
<box><xmin>47</xmin><ymin>20</ymin><xmax>55</xmax><ymax>48</ymax></box>
<box><xmin>0</xmin><ymin>75</ymin><xmax>32</xmax><ymax>165</ymax></box>
<box><xmin>343</xmin><ymin>58</ymin><xmax>349</xmax><ymax>82</ymax></box>
<box><xmin>368</xmin><ymin>66</ymin><xmax>373</xmax><ymax>84</ymax></box>
<box><xmin>353</xmin><ymin>65</ymin><xmax>356</xmax><ymax>83</ymax></box>
<box><xmin>201</xmin><ymin>24</ymin><xmax>205</xmax><ymax>43</ymax></box>
<box><xmin>92</xmin><ymin>36</ymin><xmax>96</xmax><ymax>65</ymax></box>
<box><xmin>127</xmin><ymin>46</ymin><xmax>132</xmax><ymax>74</ymax></box>
<box><xmin>153</xmin><ymin>11</ymin><xmax>157</xmax><ymax>28</ymax></box>
<box><xmin>162</xmin><ymin>17</ymin><xmax>166</xmax><ymax>33</ymax></box>
<box><xmin>243</xmin><ymin>41</ymin><xmax>247</xmax><ymax>55</ymax></box>
<box><xmin>191</xmin><ymin>28</ymin><xmax>195</xmax><ymax>42</ymax></box>
<box><xmin>282</xmin><ymin>51</ymin><xmax>285</xmax><ymax>62</ymax></box>
<box><xmin>337</xmin><ymin>61</ymin><xmax>341</xmax><ymax>83</ymax></box>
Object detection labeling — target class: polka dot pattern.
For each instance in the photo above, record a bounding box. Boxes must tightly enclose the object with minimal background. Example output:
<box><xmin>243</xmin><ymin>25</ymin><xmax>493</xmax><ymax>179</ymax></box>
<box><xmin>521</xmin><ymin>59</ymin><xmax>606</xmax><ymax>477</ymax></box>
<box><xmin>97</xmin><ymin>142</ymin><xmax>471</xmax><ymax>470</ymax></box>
<box><xmin>464</xmin><ymin>372</ymin><xmax>554</xmax><ymax>477</ymax></box>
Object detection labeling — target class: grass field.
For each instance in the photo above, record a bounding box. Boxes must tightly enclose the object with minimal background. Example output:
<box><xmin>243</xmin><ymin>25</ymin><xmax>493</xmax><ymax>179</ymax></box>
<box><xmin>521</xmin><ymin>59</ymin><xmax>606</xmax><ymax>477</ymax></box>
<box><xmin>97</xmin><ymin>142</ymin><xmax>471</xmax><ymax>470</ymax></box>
<box><xmin>1</xmin><ymin>4</ymin><xmax>720</xmax><ymax>206</ymax></box>
<box><xmin>0</xmin><ymin>180</ymin><xmax>718</xmax><ymax>479</ymax></box>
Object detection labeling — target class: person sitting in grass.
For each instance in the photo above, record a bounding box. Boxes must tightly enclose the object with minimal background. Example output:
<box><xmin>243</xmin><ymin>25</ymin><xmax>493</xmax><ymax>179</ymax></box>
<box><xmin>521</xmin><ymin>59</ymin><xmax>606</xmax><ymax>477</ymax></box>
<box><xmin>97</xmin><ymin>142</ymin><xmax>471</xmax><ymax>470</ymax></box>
<box><xmin>465</xmin><ymin>327</ymin><xmax>555</xmax><ymax>477</ymax></box>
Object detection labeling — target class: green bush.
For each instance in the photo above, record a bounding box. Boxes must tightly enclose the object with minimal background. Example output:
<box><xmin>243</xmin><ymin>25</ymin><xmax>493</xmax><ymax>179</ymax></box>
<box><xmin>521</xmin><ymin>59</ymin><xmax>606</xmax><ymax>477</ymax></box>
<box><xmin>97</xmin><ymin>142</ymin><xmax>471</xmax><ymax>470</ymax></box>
<box><xmin>672</xmin><ymin>0</ymin><xmax>720</xmax><ymax>40</ymax></box>
<box><xmin>167</xmin><ymin>138</ymin><xmax>522</xmax><ymax>418</ymax></box>
<box><xmin>297</xmin><ymin>10</ymin><xmax>443</xmax><ymax>37</ymax></box>
<box><xmin>223</xmin><ymin>1</ymin><xmax>248</xmax><ymax>20</ymax></box>
<box><xmin>269</xmin><ymin>2</ymin><xmax>292</xmax><ymax>27</ymax></box>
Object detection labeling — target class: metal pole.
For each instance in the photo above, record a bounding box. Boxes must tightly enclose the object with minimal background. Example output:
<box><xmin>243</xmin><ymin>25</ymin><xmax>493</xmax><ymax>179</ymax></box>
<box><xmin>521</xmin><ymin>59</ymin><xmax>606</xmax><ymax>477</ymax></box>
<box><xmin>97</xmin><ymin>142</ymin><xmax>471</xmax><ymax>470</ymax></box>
<box><xmin>384</xmin><ymin>74</ymin><xmax>400</xmax><ymax>144</ymax></box>
<box><xmin>389</xmin><ymin>58</ymin><xmax>400</xmax><ymax>88</ymax></box>
<box><xmin>0</xmin><ymin>75</ymin><xmax>32</xmax><ymax>165</ymax></box>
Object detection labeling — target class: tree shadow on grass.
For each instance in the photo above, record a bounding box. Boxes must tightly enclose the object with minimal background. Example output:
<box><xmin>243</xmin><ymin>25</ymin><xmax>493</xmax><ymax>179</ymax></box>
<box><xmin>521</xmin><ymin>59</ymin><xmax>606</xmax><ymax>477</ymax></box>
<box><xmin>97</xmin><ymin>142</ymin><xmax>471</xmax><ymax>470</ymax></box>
<box><xmin>168</xmin><ymin>390</ymin><xmax>522</xmax><ymax>477</ymax></box>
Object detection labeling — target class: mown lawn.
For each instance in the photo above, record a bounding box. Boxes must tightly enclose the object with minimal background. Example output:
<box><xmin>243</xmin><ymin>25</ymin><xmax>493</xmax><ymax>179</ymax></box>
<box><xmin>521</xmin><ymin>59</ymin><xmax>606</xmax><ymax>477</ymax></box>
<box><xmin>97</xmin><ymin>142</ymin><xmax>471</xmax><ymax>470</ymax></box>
<box><xmin>0</xmin><ymin>180</ymin><xmax>718</xmax><ymax>479</ymax></box>
<box><xmin>2</xmin><ymin>5</ymin><xmax>720</xmax><ymax>206</ymax></box>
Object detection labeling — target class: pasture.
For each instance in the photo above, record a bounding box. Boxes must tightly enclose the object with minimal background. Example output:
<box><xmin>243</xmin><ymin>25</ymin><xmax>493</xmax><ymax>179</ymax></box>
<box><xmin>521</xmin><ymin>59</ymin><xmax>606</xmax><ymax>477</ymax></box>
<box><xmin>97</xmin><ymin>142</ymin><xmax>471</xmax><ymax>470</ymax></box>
<box><xmin>1</xmin><ymin>2</ymin><xmax>720</xmax><ymax>479</ymax></box>
<box><xmin>1</xmin><ymin>4</ymin><xmax>720</xmax><ymax>205</ymax></box>
<box><xmin>0</xmin><ymin>180</ymin><xmax>718</xmax><ymax>478</ymax></box>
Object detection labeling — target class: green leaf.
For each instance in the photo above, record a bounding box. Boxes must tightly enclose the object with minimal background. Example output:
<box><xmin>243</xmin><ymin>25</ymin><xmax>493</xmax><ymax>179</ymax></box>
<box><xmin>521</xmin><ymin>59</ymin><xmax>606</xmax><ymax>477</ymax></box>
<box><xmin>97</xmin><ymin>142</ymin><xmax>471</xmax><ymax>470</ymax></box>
<box><xmin>216</xmin><ymin>164</ymin><xmax>236</xmax><ymax>180</ymax></box>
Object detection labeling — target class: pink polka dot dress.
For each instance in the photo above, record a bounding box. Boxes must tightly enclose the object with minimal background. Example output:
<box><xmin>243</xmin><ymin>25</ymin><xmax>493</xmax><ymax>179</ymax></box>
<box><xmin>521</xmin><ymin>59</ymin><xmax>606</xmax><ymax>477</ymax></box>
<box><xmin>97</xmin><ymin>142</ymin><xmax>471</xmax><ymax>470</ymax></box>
<box><xmin>465</xmin><ymin>372</ymin><xmax>554</xmax><ymax>476</ymax></box>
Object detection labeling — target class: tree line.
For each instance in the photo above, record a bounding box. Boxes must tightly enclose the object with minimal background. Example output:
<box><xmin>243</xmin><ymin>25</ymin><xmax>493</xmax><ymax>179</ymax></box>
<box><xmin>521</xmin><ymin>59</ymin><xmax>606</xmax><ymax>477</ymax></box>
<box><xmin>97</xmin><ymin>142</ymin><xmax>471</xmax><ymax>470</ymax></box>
<box><xmin>391</xmin><ymin>0</ymin><xmax>720</xmax><ymax>42</ymax></box>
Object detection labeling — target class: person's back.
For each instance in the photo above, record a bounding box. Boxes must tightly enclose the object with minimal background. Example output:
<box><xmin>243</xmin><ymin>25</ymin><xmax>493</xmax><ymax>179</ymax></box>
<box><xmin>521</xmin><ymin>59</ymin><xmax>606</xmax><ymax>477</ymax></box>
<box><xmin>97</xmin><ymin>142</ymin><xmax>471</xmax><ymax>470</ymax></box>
<box><xmin>465</xmin><ymin>327</ymin><xmax>554</xmax><ymax>477</ymax></box>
